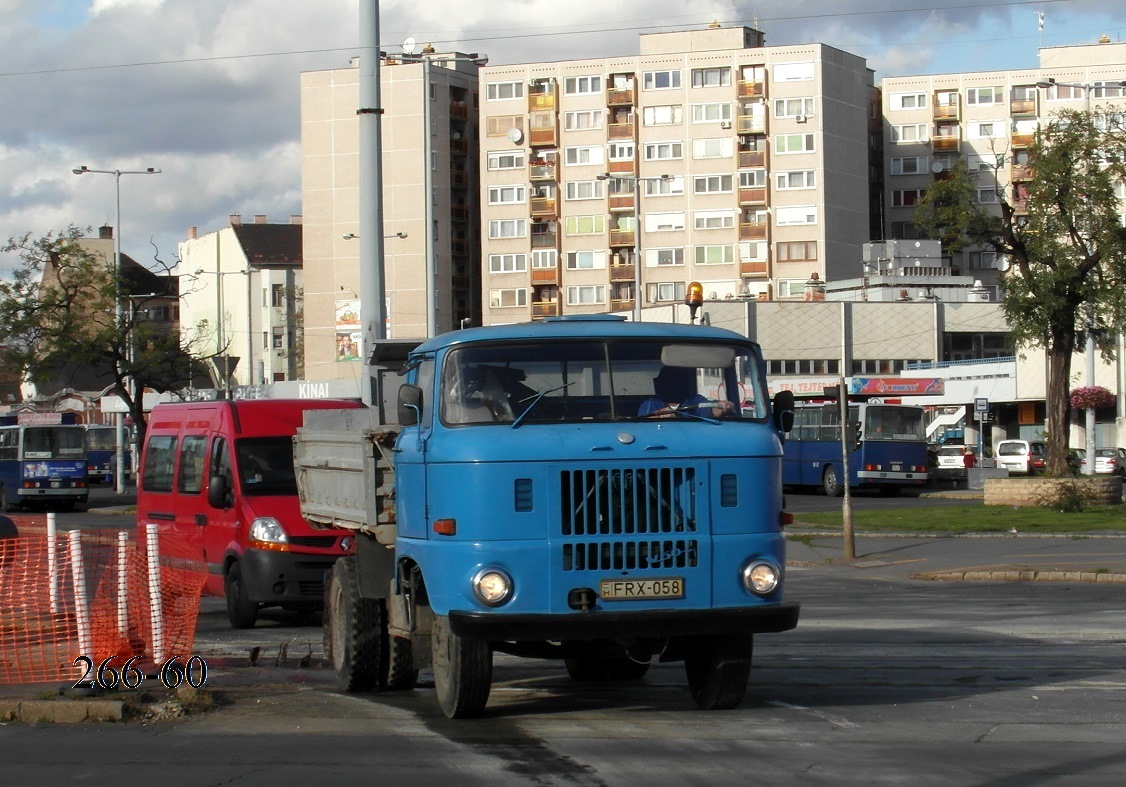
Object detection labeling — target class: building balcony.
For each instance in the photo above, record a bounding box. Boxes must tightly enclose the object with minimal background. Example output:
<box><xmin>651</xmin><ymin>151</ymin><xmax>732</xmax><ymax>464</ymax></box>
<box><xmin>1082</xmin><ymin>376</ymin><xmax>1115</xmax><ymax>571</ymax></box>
<box><xmin>739</xmin><ymin>187</ymin><xmax>767</xmax><ymax>206</ymax></box>
<box><xmin>607</xmin><ymin>158</ymin><xmax>637</xmax><ymax>175</ymax></box>
<box><xmin>530</xmin><ymin>197</ymin><xmax>557</xmax><ymax>218</ymax></box>
<box><xmin>1012</xmin><ymin>198</ymin><xmax>1029</xmax><ymax>216</ymax></box>
<box><xmin>1011</xmin><ymin>132</ymin><xmax>1035</xmax><ymax>148</ymax></box>
<box><xmin>607</xmin><ymin>121</ymin><xmax>636</xmax><ymax>139</ymax></box>
<box><xmin>932</xmin><ymin>100</ymin><xmax>960</xmax><ymax>121</ymax></box>
<box><xmin>449</xmin><ymin>138</ymin><xmax>469</xmax><ymax>155</ymax></box>
<box><xmin>532</xmin><ymin>301</ymin><xmax>561</xmax><ymax>318</ymax></box>
<box><xmin>931</xmin><ymin>136</ymin><xmax>960</xmax><ymax>152</ymax></box>
<box><xmin>449</xmin><ymin>101</ymin><xmax>469</xmax><ymax>119</ymax></box>
<box><xmin>738</xmin><ymin>149</ymin><xmax>767</xmax><ymax>169</ymax></box>
<box><xmin>737</xmin><ymin>114</ymin><xmax>767</xmax><ymax>135</ymax></box>
<box><xmin>451</xmin><ymin>274</ymin><xmax>471</xmax><ymax>290</ymax></box>
<box><xmin>737</xmin><ymin>79</ymin><xmax>766</xmax><ymax>99</ymax></box>
<box><xmin>529</xmin><ymin>161</ymin><xmax>556</xmax><ymax>181</ymax></box>
<box><xmin>451</xmin><ymin>238</ymin><xmax>472</xmax><ymax>256</ymax></box>
<box><xmin>450</xmin><ymin>203</ymin><xmax>470</xmax><ymax>222</ymax></box>
<box><xmin>1010</xmin><ymin>97</ymin><xmax>1038</xmax><ymax>116</ymax></box>
<box><xmin>609</xmin><ymin>297</ymin><xmax>636</xmax><ymax>313</ymax></box>
<box><xmin>740</xmin><ymin>260</ymin><xmax>769</xmax><ymax>277</ymax></box>
<box><xmin>607</xmin><ymin>85</ymin><xmax>636</xmax><ymax>106</ymax></box>
<box><xmin>739</xmin><ymin>223</ymin><xmax>769</xmax><ymax>241</ymax></box>
<box><xmin>1010</xmin><ymin>163</ymin><xmax>1033</xmax><ymax>181</ymax></box>
<box><xmin>608</xmin><ymin>194</ymin><xmax>635</xmax><ymax>212</ymax></box>
<box><xmin>529</xmin><ymin>92</ymin><xmax>556</xmax><ymax>111</ymax></box>
<box><xmin>531</xmin><ymin>231</ymin><xmax>558</xmax><ymax>249</ymax></box>
<box><xmin>529</xmin><ymin>127</ymin><xmax>558</xmax><ymax>147</ymax></box>
<box><xmin>450</xmin><ymin>168</ymin><xmax>468</xmax><ymax>187</ymax></box>
<box><xmin>609</xmin><ymin>263</ymin><xmax>635</xmax><ymax>283</ymax></box>
<box><xmin>531</xmin><ymin>267</ymin><xmax>560</xmax><ymax>285</ymax></box>
<box><xmin>609</xmin><ymin>228</ymin><xmax>636</xmax><ymax>247</ymax></box>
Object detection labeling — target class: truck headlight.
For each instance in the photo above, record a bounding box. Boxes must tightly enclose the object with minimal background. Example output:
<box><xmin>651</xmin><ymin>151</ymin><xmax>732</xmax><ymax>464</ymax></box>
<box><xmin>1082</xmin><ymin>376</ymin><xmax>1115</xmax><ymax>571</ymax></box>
<box><xmin>741</xmin><ymin>560</ymin><xmax>780</xmax><ymax>596</ymax></box>
<box><xmin>249</xmin><ymin>517</ymin><xmax>288</xmax><ymax>547</ymax></box>
<box><xmin>472</xmin><ymin>568</ymin><xmax>513</xmax><ymax>607</ymax></box>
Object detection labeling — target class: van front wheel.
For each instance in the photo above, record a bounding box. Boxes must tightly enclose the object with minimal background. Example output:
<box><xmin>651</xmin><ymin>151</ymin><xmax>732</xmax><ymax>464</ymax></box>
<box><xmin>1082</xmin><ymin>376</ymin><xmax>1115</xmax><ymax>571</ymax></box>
<box><xmin>225</xmin><ymin>562</ymin><xmax>259</xmax><ymax>629</ymax></box>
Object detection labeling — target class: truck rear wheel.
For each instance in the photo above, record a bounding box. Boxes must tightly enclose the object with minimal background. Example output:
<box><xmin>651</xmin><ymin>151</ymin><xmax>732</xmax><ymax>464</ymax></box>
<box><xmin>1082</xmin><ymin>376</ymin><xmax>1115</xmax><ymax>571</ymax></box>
<box><xmin>327</xmin><ymin>557</ymin><xmax>381</xmax><ymax>692</ymax></box>
<box><xmin>684</xmin><ymin>635</ymin><xmax>753</xmax><ymax>710</ymax></box>
<box><xmin>432</xmin><ymin>614</ymin><xmax>492</xmax><ymax>719</ymax></box>
<box><xmin>382</xmin><ymin>600</ymin><xmax>418</xmax><ymax>691</ymax></box>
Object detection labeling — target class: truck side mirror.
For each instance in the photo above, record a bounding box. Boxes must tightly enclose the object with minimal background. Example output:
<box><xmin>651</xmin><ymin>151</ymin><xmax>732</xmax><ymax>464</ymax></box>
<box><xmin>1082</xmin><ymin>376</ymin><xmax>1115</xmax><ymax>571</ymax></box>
<box><xmin>207</xmin><ymin>474</ymin><xmax>232</xmax><ymax>510</ymax></box>
<box><xmin>398</xmin><ymin>384</ymin><xmax>423</xmax><ymax>427</ymax></box>
<box><xmin>772</xmin><ymin>390</ymin><xmax>795</xmax><ymax>436</ymax></box>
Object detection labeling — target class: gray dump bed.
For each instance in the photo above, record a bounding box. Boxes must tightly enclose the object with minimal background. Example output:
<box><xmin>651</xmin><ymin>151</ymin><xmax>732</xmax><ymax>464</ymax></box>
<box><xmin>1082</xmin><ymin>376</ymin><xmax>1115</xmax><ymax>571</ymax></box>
<box><xmin>294</xmin><ymin>406</ymin><xmax>399</xmax><ymax>543</ymax></box>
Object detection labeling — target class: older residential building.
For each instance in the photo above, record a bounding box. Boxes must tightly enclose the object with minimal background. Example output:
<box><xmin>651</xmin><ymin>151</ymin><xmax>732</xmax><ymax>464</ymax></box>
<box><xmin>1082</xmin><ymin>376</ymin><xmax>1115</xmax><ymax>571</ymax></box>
<box><xmin>477</xmin><ymin>24</ymin><xmax>876</xmax><ymax>322</ymax></box>
<box><xmin>300</xmin><ymin>51</ymin><xmax>482</xmax><ymax>384</ymax></box>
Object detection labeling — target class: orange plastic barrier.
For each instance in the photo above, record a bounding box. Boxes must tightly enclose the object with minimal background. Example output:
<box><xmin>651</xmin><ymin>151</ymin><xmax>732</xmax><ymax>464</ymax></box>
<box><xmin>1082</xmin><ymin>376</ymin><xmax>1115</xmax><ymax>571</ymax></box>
<box><xmin>0</xmin><ymin>515</ymin><xmax>207</xmax><ymax>685</ymax></box>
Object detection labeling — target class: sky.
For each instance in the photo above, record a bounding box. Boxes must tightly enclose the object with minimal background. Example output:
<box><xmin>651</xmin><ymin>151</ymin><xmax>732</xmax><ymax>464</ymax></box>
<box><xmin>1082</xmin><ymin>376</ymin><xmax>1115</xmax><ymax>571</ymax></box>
<box><xmin>1</xmin><ymin>0</ymin><xmax>1124</xmax><ymax>277</ymax></box>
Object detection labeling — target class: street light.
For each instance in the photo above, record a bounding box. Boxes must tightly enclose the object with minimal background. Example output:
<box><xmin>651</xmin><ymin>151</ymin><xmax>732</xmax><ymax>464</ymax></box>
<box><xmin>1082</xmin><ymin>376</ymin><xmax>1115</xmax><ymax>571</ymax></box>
<box><xmin>598</xmin><ymin>172</ymin><xmax>671</xmax><ymax>322</ymax></box>
<box><xmin>193</xmin><ymin>268</ymin><xmax>249</xmax><ymax>396</ymax></box>
<box><xmin>72</xmin><ymin>164</ymin><xmax>161</xmax><ymax>495</ymax></box>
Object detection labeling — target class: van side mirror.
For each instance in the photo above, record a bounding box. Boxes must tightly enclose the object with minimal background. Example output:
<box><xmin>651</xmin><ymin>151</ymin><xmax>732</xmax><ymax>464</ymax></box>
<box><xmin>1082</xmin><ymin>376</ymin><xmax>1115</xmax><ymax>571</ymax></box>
<box><xmin>772</xmin><ymin>390</ymin><xmax>795</xmax><ymax>436</ymax></box>
<box><xmin>207</xmin><ymin>474</ymin><xmax>232</xmax><ymax>509</ymax></box>
<box><xmin>398</xmin><ymin>384</ymin><xmax>423</xmax><ymax>427</ymax></box>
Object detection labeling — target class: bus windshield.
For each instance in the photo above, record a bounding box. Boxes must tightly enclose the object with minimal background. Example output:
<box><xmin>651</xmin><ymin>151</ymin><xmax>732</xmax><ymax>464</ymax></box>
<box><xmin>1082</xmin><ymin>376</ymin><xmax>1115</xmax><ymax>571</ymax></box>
<box><xmin>440</xmin><ymin>339</ymin><xmax>768</xmax><ymax>426</ymax></box>
<box><xmin>23</xmin><ymin>427</ymin><xmax>87</xmax><ymax>460</ymax></box>
<box><xmin>863</xmin><ymin>405</ymin><xmax>927</xmax><ymax>441</ymax></box>
<box><xmin>85</xmin><ymin>427</ymin><xmax>117</xmax><ymax>451</ymax></box>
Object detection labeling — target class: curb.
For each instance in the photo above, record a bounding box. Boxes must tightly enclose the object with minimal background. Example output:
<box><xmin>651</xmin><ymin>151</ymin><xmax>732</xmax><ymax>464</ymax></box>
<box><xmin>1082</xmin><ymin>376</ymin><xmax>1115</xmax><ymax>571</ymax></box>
<box><xmin>0</xmin><ymin>698</ymin><xmax>124</xmax><ymax>723</ymax></box>
<box><xmin>918</xmin><ymin>569</ymin><xmax>1126</xmax><ymax>583</ymax></box>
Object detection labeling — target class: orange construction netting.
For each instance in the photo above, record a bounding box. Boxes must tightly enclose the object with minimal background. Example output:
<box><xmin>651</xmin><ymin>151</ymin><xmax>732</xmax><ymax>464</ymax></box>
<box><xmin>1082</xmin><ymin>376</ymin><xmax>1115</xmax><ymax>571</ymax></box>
<box><xmin>0</xmin><ymin>514</ymin><xmax>207</xmax><ymax>685</ymax></box>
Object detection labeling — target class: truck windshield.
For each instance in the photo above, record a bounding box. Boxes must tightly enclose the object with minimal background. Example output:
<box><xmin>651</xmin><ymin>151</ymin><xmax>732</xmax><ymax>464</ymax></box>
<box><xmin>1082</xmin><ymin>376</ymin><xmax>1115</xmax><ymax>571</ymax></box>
<box><xmin>236</xmin><ymin>437</ymin><xmax>299</xmax><ymax>495</ymax></box>
<box><xmin>440</xmin><ymin>339</ymin><xmax>768</xmax><ymax>426</ymax></box>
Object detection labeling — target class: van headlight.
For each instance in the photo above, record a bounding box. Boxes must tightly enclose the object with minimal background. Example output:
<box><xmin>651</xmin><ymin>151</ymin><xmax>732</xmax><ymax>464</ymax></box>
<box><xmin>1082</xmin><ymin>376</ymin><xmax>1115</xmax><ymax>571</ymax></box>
<box><xmin>741</xmin><ymin>560</ymin><xmax>780</xmax><ymax>596</ymax></box>
<box><xmin>472</xmin><ymin>568</ymin><xmax>513</xmax><ymax>607</ymax></box>
<box><xmin>249</xmin><ymin>517</ymin><xmax>288</xmax><ymax>546</ymax></box>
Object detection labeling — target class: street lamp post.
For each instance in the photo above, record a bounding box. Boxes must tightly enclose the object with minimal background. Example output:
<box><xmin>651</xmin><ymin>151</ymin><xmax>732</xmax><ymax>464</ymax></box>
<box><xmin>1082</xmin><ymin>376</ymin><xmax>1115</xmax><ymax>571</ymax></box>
<box><xmin>72</xmin><ymin>165</ymin><xmax>161</xmax><ymax>494</ymax></box>
<box><xmin>598</xmin><ymin>173</ymin><xmax>670</xmax><ymax>322</ymax></box>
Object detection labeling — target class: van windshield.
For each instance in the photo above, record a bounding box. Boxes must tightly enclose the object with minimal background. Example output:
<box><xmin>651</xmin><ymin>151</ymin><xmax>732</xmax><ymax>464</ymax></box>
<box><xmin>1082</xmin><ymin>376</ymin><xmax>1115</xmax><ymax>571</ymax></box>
<box><xmin>236</xmin><ymin>437</ymin><xmax>298</xmax><ymax>496</ymax></box>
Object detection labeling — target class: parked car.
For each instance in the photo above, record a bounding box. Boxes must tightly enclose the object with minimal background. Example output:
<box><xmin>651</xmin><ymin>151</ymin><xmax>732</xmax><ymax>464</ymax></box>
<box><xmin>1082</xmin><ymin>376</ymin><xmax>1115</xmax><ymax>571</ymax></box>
<box><xmin>995</xmin><ymin>439</ymin><xmax>1047</xmax><ymax>476</ymax></box>
<box><xmin>1093</xmin><ymin>447</ymin><xmax>1126</xmax><ymax>476</ymax></box>
<box><xmin>1068</xmin><ymin>448</ymin><xmax>1087</xmax><ymax>475</ymax></box>
<box><xmin>932</xmin><ymin>445</ymin><xmax>991</xmax><ymax>482</ymax></box>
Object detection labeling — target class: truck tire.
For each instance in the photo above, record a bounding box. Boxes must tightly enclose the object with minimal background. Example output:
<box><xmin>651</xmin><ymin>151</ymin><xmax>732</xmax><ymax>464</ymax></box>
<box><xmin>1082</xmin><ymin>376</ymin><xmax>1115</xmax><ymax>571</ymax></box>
<box><xmin>225</xmin><ymin>562</ymin><xmax>259</xmax><ymax>629</ymax></box>
<box><xmin>432</xmin><ymin>614</ymin><xmax>492</xmax><ymax>719</ymax></box>
<box><xmin>382</xmin><ymin>599</ymin><xmax>418</xmax><ymax>691</ymax></box>
<box><xmin>328</xmin><ymin>556</ymin><xmax>381</xmax><ymax>692</ymax></box>
<box><xmin>565</xmin><ymin>656</ymin><xmax>650</xmax><ymax>682</ymax></box>
<box><xmin>821</xmin><ymin>465</ymin><xmax>843</xmax><ymax>497</ymax></box>
<box><xmin>684</xmin><ymin>635</ymin><xmax>753</xmax><ymax>710</ymax></box>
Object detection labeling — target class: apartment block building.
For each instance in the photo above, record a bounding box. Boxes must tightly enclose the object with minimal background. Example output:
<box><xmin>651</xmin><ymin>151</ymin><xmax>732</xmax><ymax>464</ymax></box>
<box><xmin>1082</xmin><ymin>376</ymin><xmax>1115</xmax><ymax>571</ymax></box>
<box><xmin>881</xmin><ymin>38</ymin><xmax>1126</xmax><ymax>291</ymax></box>
<box><xmin>477</xmin><ymin>25</ymin><xmax>877</xmax><ymax>323</ymax></box>
<box><xmin>300</xmin><ymin>52</ymin><xmax>481</xmax><ymax>383</ymax></box>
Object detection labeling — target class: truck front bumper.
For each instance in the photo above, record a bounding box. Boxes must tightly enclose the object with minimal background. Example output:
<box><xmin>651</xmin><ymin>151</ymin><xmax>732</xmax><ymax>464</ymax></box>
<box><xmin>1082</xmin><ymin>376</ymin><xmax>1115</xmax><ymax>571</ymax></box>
<box><xmin>449</xmin><ymin>602</ymin><xmax>800</xmax><ymax>641</ymax></box>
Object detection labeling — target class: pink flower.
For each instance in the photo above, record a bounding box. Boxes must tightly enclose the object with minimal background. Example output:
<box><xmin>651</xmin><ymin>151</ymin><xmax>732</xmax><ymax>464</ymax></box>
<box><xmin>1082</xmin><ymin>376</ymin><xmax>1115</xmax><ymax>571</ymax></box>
<box><xmin>1069</xmin><ymin>385</ymin><xmax>1115</xmax><ymax>410</ymax></box>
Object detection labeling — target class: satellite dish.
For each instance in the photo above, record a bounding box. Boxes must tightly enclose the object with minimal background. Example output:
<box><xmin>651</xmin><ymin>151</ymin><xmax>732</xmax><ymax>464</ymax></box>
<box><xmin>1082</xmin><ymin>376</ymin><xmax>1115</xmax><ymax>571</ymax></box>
<box><xmin>507</xmin><ymin>127</ymin><xmax>524</xmax><ymax>144</ymax></box>
<box><xmin>402</xmin><ymin>37</ymin><xmax>417</xmax><ymax>55</ymax></box>
<box><xmin>931</xmin><ymin>161</ymin><xmax>944</xmax><ymax>173</ymax></box>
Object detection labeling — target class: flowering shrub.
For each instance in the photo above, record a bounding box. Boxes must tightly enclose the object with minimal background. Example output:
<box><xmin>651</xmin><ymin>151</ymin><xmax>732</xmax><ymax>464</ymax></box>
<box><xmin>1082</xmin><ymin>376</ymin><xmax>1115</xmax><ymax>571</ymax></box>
<box><xmin>1069</xmin><ymin>385</ymin><xmax>1115</xmax><ymax>410</ymax></box>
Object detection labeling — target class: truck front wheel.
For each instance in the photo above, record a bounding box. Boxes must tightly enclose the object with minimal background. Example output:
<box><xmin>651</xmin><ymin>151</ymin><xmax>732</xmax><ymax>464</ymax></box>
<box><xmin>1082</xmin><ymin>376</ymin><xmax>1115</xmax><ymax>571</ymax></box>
<box><xmin>432</xmin><ymin>614</ymin><xmax>492</xmax><ymax>719</ymax></box>
<box><xmin>327</xmin><ymin>557</ymin><xmax>381</xmax><ymax>692</ymax></box>
<box><xmin>684</xmin><ymin>635</ymin><xmax>753</xmax><ymax>710</ymax></box>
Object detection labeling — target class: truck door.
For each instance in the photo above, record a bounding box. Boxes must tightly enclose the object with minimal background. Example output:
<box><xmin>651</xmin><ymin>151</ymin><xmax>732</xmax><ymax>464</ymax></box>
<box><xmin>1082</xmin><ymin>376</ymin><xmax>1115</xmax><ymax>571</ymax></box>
<box><xmin>394</xmin><ymin>357</ymin><xmax>434</xmax><ymax>541</ymax></box>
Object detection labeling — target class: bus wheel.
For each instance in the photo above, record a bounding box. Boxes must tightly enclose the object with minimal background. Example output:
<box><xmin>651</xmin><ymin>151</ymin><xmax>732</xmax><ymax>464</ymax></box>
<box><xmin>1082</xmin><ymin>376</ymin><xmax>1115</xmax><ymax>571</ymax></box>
<box><xmin>432</xmin><ymin>614</ymin><xmax>492</xmax><ymax>718</ymax></box>
<box><xmin>684</xmin><ymin>635</ymin><xmax>753</xmax><ymax>710</ymax></box>
<box><xmin>224</xmin><ymin>562</ymin><xmax>260</xmax><ymax>629</ymax></box>
<box><xmin>326</xmin><ymin>557</ymin><xmax>381</xmax><ymax>692</ymax></box>
<box><xmin>822</xmin><ymin>465</ymin><xmax>843</xmax><ymax>497</ymax></box>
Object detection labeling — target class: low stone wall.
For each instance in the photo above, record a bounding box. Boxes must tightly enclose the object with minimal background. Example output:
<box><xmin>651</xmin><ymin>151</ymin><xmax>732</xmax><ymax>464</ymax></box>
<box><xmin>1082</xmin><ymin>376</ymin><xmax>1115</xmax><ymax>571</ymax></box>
<box><xmin>984</xmin><ymin>475</ymin><xmax>1123</xmax><ymax>507</ymax></box>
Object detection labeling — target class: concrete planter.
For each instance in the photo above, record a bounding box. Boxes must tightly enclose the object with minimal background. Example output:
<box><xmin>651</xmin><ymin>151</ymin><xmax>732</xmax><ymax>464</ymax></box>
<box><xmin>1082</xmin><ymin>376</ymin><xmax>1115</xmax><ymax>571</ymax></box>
<box><xmin>984</xmin><ymin>475</ymin><xmax>1123</xmax><ymax>507</ymax></box>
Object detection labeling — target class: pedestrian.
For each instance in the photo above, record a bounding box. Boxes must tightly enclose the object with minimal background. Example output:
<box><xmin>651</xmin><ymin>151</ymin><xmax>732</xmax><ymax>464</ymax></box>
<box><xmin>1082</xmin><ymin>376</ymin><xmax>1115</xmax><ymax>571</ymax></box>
<box><xmin>963</xmin><ymin>446</ymin><xmax>976</xmax><ymax>488</ymax></box>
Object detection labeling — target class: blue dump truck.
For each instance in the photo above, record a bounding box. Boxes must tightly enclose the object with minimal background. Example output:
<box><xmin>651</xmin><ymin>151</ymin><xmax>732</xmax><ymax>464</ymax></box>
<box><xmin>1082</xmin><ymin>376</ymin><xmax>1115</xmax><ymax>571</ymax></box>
<box><xmin>295</xmin><ymin>315</ymin><xmax>798</xmax><ymax>718</ymax></box>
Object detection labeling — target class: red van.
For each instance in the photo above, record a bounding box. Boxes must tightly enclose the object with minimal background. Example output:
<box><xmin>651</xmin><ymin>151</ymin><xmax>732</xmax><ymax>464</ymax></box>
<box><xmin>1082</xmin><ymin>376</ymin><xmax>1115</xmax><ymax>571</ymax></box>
<box><xmin>137</xmin><ymin>398</ymin><xmax>361</xmax><ymax>628</ymax></box>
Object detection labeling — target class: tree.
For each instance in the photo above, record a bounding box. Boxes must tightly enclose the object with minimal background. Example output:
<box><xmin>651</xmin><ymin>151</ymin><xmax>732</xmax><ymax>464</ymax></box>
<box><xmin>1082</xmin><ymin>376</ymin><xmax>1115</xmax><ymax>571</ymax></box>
<box><xmin>914</xmin><ymin>109</ymin><xmax>1126</xmax><ymax>476</ymax></box>
<box><xmin>0</xmin><ymin>225</ymin><xmax>210</xmax><ymax>448</ymax></box>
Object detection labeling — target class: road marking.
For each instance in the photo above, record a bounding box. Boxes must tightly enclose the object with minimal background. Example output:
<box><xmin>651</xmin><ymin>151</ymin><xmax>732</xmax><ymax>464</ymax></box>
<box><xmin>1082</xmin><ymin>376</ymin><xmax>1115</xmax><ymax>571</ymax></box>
<box><xmin>767</xmin><ymin>700</ymin><xmax>860</xmax><ymax>728</ymax></box>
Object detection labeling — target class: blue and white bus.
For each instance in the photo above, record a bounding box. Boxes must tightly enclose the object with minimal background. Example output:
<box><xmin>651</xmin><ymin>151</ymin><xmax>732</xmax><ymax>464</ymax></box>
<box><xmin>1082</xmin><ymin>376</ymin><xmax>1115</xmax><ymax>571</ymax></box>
<box><xmin>84</xmin><ymin>424</ymin><xmax>130</xmax><ymax>484</ymax></box>
<box><xmin>782</xmin><ymin>402</ymin><xmax>929</xmax><ymax>496</ymax></box>
<box><xmin>0</xmin><ymin>413</ymin><xmax>89</xmax><ymax>511</ymax></box>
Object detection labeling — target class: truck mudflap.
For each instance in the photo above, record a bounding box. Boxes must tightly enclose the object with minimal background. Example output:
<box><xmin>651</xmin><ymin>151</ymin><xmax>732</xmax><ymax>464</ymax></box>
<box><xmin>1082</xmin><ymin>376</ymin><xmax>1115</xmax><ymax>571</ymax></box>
<box><xmin>448</xmin><ymin>602</ymin><xmax>799</xmax><ymax>642</ymax></box>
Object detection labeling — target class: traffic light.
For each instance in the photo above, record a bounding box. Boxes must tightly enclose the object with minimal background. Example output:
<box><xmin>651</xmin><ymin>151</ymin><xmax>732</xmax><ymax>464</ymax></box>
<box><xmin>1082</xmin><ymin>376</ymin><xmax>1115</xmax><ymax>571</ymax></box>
<box><xmin>845</xmin><ymin>419</ymin><xmax>862</xmax><ymax>452</ymax></box>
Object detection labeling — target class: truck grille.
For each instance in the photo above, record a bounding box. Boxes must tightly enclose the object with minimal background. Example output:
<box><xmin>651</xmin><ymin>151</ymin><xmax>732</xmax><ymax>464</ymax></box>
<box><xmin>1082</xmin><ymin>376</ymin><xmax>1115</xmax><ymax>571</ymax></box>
<box><xmin>562</xmin><ymin>539</ymin><xmax>699</xmax><ymax>572</ymax></box>
<box><xmin>560</xmin><ymin>467</ymin><xmax>698</xmax><ymax>535</ymax></box>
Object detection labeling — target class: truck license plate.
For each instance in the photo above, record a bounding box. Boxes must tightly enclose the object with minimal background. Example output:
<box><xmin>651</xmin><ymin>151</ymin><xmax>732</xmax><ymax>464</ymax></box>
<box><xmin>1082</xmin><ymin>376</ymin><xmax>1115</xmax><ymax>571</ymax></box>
<box><xmin>600</xmin><ymin>577</ymin><xmax>684</xmax><ymax>601</ymax></box>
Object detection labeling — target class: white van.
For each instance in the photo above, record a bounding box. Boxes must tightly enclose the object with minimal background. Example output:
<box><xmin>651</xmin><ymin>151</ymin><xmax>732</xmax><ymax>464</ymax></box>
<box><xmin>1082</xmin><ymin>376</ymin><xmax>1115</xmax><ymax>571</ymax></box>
<box><xmin>995</xmin><ymin>439</ymin><xmax>1046</xmax><ymax>475</ymax></box>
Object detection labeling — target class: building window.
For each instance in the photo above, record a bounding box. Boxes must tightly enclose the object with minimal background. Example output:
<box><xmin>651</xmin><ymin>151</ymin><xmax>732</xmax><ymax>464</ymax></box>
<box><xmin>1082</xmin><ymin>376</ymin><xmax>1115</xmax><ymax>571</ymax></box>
<box><xmin>889</xmin><ymin>92</ymin><xmax>926</xmax><ymax>110</ymax></box>
<box><xmin>691</xmin><ymin>103</ymin><xmax>733</xmax><ymax>123</ymax></box>
<box><xmin>967</xmin><ymin>153</ymin><xmax>1004</xmax><ymax>171</ymax></box>
<box><xmin>969</xmin><ymin>121</ymin><xmax>1003</xmax><ymax>139</ymax></box>
<box><xmin>643</xmin><ymin>70</ymin><xmax>682</xmax><ymax>90</ymax></box>
<box><xmin>1044</xmin><ymin>83</ymin><xmax>1086</xmax><ymax>101</ymax></box>
<box><xmin>772</xmin><ymin>62</ymin><xmax>815</xmax><ymax>82</ymax></box>
<box><xmin>566</xmin><ymin>285</ymin><xmax>607</xmax><ymax>305</ymax></box>
<box><xmin>608</xmin><ymin>141</ymin><xmax>635</xmax><ymax>160</ymax></box>
<box><xmin>890</xmin><ymin>156</ymin><xmax>927</xmax><ymax>175</ymax></box>
<box><xmin>891</xmin><ymin>221</ymin><xmax>922</xmax><ymax>239</ymax></box>
<box><xmin>693</xmin><ymin>174</ymin><xmax>733</xmax><ymax>194</ymax></box>
<box><xmin>564</xmin><ymin>109</ymin><xmax>604</xmax><ymax>131</ymax></box>
<box><xmin>644</xmin><ymin>176</ymin><xmax>684</xmax><ymax>196</ymax></box>
<box><xmin>892</xmin><ymin>189</ymin><xmax>926</xmax><ymax>207</ymax></box>
<box><xmin>1093</xmin><ymin>81</ymin><xmax>1126</xmax><ymax>98</ymax></box>
<box><xmin>776</xmin><ymin>241</ymin><xmax>817</xmax><ymax>262</ymax></box>
<box><xmin>891</xmin><ymin>124</ymin><xmax>928</xmax><ymax>144</ymax></box>
<box><xmin>271</xmin><ymin>284</ymin><xmax>285</xmax><ymax>307</ymax></box>
<box><xmin>487</xmin><ymin>150</ymin><xmax>525</xmax><ymax>170</ymax></box>
<box><xmin>564</xmin><ymin>145</ymin><xmax>605</xmax><ymax>166</ymax></box>
<box><xmin>966</xmin><ymin>86</ymin><xmax>1004</xmax><ymax>105</ymax></box>
<box><xmin>490</xmin><ymin>288</ymin><xmax>528</xmax><ymax>308</ymax></box>
<box><xmin>488</xmin><ymin>253</ymin><xmax>528</xmax><ymax>274</ymax></box>
<box><xmin>774</xmin><ymin>133</ymin><xmax>815</xmax><ymax>154</ymax></box>
<box><xmin>648</xmin><ymin>281</ymin><xmax>687</xmax><ymax>302</ymax></box>
<box><xmin>642</xmin><ymin>105</ymin><xmax>683</xmax><ymax>125</ymax></box>
<box><xmin>774</xmin><ymin>206</ymin><xmax>817</xmax><ymax>225</ymax></box>
<box><xmin>692</xmin><ymin>138</ymin><xmax>733</xmax><ymax>159</ymax></box>
<box><xmin>774</xmin><ymin>97</ymin><xmax>815</xmax><ymax>117</ymax></box>
<box><xmin>485</xmin><ymin>115</ymin><xmax>524</xmax><ymax>137</ymax></box>
<box><xmin>643</xmin><ymin>141</ymin><xmax>684</xmax><ymax>160</ymax></box>
<box><xmin>740</xmin><ymin>169</ymin><xmax>766</xmax><ymax>188</ymax></box>
<box><xmin>487</xmin><ymin>185</ymin><xmax>526</xmax><ymax>205</ymax></box>
<box><xmin>272</xmin><ymin>327</ymin><xmax>284</xmax><ymax>350</ymax></box>
<box><xmin>531</xmin><ymin>249</ymin><xmax>557</xmax><ymax>268</ymax></box>
<box><xmin>694</xmin><ymin>209</ymin><xmax>735</xmax><ymax>230</ymax></box>
<box><xmin>968</xmin><ymin>250</ymin><xmax>1000</xmax><ymax>270</ymax></box>
<box><xmin>647</xmin><ymin>247</ymin><xmax>684</xmax><ymax>266</ymax></box>
<box><xmin>975</xmin><ymin>187</ymin><xmax>1000</xmax><ymax>204</ymax></box>
<box><xmin>741</xmin><ymin>240</ymin><xmax>767</xmax><ymax>261</ymax></box>
<box><xmin>694</xmin><ymin>245</ymin><xmax>734</xmax><ymax>265</ymax></box>
<box><xmin>644</xmin><ymin>212</ymin><xmax>685</xmax><ymax>232</ymax></box>
<box><xmin>565</xmin><ymin>180</ymin><xmax>605</xmax><ymax>200</ymax></box>
<box><xmin>486</xmin><ymin>81</ymin><xmax>524</xmax><ymax>101</ymax></box>
<box><xmin>563</xmin><ymin>75</ymin><xmax>602</xmax><ymax>94</ymax></box>
<box><xmin>565</xmin><ymin>250</ymin><xmax>607</xmax><ymax>270</ymax></box>
<box><xmin>488</xmin><ymin>219</ymin><xmax>527</xmax><ymax>238</ymax></box>
<box><xmin>691</xmin><ymin>67</ymin><xmax>731</xmax><ymax>88</ymax></box>
<box><xmin>775</xmin><ymin>279</ymin><xmax>809</xmax><ymax>298</ymax></box>
<box><xmin>564</xmin><ymin>215</ymin><xmax>605</xmax><ymax>235</ymax></box>
<box><xmin>774</xmin><ymin>170</ymin><xmax>816</xmax><ymax>190</ymax></box>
